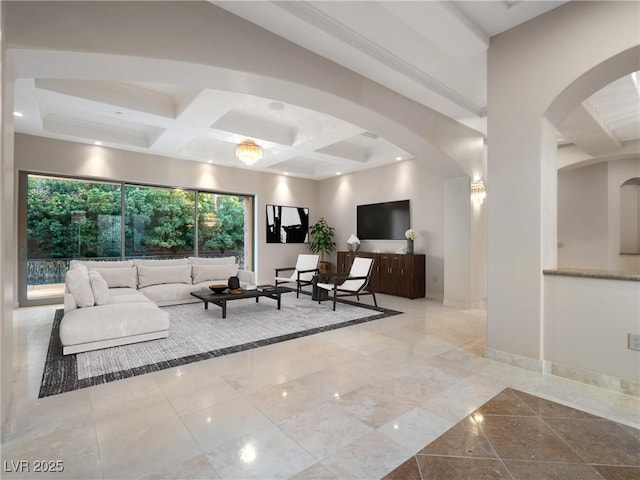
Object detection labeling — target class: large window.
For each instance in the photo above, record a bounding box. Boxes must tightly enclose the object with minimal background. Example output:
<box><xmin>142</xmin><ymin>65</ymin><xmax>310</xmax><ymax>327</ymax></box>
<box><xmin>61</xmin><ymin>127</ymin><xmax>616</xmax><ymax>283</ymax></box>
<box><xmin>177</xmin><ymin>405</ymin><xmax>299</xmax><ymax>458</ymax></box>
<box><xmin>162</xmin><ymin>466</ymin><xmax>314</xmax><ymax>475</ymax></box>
<box><xmin>198</xmin><ymin>193</ymin><xmax>246</xmax><ymax>256</ymax></box>
<box><xmin>26</xmin><ymin>176</ymin><xmax>122</xmax><ymax>300</ymax></box>
<box><xmin>125</xmin><ymin>185</ymin><xmax>195</xmax><ymax>258</ymax></box>
<box><xmin>22</xmin><ymin>173</ymin><xmax>251</xmax><ymax>304</ymax></box>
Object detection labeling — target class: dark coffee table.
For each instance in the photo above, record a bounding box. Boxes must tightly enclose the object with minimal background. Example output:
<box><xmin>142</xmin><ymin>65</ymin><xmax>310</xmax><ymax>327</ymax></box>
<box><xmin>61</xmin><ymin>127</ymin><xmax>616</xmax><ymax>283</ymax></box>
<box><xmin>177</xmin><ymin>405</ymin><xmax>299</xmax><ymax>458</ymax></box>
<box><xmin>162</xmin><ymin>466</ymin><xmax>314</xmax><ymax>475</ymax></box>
<box><xmin>190</xmin><ymin>285</ymin><xmax>285</xmax><ymax>319</ymax></box>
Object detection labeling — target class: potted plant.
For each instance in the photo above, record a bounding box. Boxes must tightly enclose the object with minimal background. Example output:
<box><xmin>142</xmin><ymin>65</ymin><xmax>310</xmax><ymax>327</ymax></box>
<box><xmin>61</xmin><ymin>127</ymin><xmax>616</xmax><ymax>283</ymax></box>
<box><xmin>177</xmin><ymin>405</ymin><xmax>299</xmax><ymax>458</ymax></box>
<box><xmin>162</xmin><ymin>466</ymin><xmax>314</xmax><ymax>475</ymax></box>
<box><xmin>309</xmin><ymin>217</ymin><xmax>336</xmax><ymax>274</ymax></box>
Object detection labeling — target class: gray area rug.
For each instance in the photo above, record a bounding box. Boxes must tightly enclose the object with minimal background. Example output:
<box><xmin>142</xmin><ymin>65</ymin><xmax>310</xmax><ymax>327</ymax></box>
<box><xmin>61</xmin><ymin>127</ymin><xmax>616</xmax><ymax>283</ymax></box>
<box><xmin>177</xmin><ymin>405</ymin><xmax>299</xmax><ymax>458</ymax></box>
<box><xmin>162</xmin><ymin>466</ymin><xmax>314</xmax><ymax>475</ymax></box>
<box><xmin>39</xmin><ymin>291</ymin><xmax>401</xmax><ymax>397</ymax></box>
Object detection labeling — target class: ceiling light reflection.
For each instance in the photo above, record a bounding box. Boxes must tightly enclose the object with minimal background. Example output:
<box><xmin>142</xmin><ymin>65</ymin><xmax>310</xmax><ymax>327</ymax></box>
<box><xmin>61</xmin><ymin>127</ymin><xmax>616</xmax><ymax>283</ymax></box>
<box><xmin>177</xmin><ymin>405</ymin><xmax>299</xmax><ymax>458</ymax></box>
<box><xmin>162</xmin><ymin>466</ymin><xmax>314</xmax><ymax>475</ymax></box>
<box><xmin>240</xmin><ymin>443</ymin><xmax>257</xmax><ymax>464</ymax></box>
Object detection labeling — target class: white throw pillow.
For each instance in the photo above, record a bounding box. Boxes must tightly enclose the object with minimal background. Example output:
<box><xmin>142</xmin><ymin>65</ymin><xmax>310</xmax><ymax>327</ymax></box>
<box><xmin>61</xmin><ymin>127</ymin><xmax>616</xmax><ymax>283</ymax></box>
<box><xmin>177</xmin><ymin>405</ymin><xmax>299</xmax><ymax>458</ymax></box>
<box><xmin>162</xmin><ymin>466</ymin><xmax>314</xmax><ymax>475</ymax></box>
<box><xmin>192</xmin><ymin>264</ymin><xmax>239</xmax><ymax>284</ymax></box>
<box><xmin>137</xmin><ymin>265</ymin><xmax>192</xmax><ymax>288</ymax></box>
<box><xmin>133</xmin><ymin>258</ymin><xmax>189</xmax><ymax>267</ymax></box>
<box><xmin>188</xmin><ymin>256</ymin><xmax>236</xmax><ymax>265</ymax></box>
<box><xmin>88</xmin><ymin>270</ymin><xmax>110</xmax><ymax>305</ymax></box>
<box><xmin>92</xmin><ymin>267</ymin><xmax>138</xmax><ymax>289</ymax></box>
<box><xmin>70</xmin><ymin>259</ymin><xmax>134</xmax><ymax>269</ymax></box>
<box><xmin>65</xmin><ymin>267</ymin><xmax>94</xmax><ymax>308</ymax></box>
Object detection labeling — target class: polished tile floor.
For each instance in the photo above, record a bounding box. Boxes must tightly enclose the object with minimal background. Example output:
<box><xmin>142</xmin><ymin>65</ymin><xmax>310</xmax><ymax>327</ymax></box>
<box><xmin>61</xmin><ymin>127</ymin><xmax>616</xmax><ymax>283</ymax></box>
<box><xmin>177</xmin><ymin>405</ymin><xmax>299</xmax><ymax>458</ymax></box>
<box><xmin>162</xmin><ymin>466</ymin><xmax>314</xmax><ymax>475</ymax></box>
<box><xmin>2</xmin><ymin>294</ymin><xmax>639</xmax><ymax>479</ymax></box>
<box><xmin>384</xmin><ymin>387</ymin><xmax>640</xmax><ymax>480</ymax></box>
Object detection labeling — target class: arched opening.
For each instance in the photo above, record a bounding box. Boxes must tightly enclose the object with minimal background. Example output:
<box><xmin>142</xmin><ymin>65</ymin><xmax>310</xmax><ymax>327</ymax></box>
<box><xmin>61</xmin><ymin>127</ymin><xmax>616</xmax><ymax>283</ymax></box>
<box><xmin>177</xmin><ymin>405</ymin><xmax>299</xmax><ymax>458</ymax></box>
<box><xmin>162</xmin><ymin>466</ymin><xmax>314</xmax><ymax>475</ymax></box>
<box><xmin>620</xmin><ymin>177</ymin><xmax>640</xmax><ymax>254</ymax></box>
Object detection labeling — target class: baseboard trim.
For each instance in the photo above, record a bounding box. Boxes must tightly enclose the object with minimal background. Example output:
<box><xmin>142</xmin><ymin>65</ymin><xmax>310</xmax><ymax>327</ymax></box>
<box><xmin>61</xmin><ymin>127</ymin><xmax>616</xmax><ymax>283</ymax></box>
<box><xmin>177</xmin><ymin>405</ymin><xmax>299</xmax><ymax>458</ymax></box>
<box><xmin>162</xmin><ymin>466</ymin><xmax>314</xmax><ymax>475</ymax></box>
<box><xmin>485</xmin><ymin>347</ymin><xmax>640</xmax><ymax>398</ymax></box>
<box><xmin>443</xmin><ymin>298</ymin><xmax>486</xmax><ymax>309</ymax></box>
<box><xmin>484</xmin><ymin>347</ymin><xmax>543</xmax><ymax>373</ymax></box>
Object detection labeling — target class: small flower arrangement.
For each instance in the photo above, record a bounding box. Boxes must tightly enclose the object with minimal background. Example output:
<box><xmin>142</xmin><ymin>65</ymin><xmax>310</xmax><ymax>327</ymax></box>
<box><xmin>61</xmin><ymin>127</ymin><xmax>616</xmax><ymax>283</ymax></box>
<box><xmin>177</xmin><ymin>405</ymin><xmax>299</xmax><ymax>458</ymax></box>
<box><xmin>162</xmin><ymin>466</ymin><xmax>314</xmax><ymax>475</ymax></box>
<box><xmin>405</xmin><ymin>229</ymin><xmax>416</xmax><ymax>240</ymax></box>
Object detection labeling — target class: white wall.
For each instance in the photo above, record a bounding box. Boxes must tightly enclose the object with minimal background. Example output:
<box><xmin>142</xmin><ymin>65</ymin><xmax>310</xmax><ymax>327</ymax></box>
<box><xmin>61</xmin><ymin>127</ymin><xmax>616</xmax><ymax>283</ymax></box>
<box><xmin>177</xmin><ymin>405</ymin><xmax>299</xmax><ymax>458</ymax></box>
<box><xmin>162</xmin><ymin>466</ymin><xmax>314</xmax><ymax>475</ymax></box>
<box><xmin>14</xmin><ymin>134</ymin><xmax>319</xmax><ymax>285</ymax></box>
<box><xmin>558</xmin><ymin>158</ymin><xmax>640</xmax><ymax>273</ymax></box>
<box><xmin>487</xmin><ymin>1</ymin><xmax>640</xmax><ymax>361</ymax></box>
<box><xmin>0</xmin><ymin>2</ymin><xmax>15</xmax><ymax>439</ymax></box>
<box><xmin>619</xmin><ymin>185</ymin><xmax>639</xmax><ymax>254</ymax></box>
<box><xmin>558</xmin><ymin>163</ymin><xmax>609</xmax><ymax>269</ymax></box>
<box><xmin>544</xmin><ymin>274</ymin><xmax>640</xmax><ymax>385</ymax></box>
<box><xmin>608</xmin><ymin>158</ymin><xmax>640</xmax><ymax>272</ymax></box>
<box><xmin>318</xmin><ymin>158</ymin><xmax>448</xmax><ymax>300</ymax></box>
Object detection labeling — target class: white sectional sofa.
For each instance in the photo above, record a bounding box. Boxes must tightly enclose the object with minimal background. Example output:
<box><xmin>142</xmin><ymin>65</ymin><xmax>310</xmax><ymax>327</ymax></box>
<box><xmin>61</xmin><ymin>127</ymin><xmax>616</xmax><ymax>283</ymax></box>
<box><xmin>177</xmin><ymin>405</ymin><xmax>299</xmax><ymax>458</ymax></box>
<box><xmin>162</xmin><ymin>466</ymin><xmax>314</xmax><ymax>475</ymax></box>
<box><xmin>61</xmin><ymin>256</ymin><xmax>255</xmax><ymax>355</ymax></box>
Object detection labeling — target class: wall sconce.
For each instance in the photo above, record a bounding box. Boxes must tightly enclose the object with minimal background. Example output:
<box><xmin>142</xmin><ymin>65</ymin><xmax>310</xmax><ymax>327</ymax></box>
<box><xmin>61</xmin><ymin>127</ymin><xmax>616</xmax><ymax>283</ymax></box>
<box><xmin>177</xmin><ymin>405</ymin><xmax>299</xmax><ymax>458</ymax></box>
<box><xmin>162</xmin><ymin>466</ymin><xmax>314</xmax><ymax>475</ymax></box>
<box><xmin>471</xmin><ymin>179</ymin><xmax>486</xmax><ymax>205</ymax></box>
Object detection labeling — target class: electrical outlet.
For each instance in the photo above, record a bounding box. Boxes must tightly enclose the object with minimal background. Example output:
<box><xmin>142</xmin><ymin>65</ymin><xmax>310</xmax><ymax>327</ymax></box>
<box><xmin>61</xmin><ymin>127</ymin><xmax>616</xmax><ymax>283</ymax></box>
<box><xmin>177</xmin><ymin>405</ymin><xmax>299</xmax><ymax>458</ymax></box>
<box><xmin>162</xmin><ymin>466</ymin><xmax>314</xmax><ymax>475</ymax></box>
<box><xmin>628</xmin><ymin>334</ymin><xmax>640</xmax><ymax>351</ymax></box>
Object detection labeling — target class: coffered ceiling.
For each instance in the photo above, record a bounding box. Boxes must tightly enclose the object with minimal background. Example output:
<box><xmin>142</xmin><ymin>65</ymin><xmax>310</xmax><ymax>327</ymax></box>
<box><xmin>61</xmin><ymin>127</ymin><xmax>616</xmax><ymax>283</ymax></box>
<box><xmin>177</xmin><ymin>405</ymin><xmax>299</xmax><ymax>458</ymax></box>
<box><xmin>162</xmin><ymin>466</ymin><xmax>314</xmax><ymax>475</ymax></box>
<box><xmin>11</xmin><ymin>1</ymin><xmax>639</xmax><ymax>179</ymax></box>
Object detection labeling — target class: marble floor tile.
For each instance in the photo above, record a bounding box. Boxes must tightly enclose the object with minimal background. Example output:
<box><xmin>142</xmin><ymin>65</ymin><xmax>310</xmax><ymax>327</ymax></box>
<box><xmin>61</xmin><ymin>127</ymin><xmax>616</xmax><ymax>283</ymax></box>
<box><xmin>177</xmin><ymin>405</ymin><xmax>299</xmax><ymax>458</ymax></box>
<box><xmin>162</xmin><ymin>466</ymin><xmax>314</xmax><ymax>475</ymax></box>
<box><xmin>9</xmin><ymin>388</ymin><xmax>92</xmax><ymax>437</ymax></box>
<box><xmin>279</xmin><ymin>402</ymin><xmax>372</xmax><ymax>460</ymax></box>
<box><xmin>511</xmin><ymin>388</ymin><xmax>599</xmax><ymax>419</ymax></box>
<box><xmin>415</xmin><ymin>456</ymin><xmax>511</xmax><ymax>480</ymax></box>
<box><xmin>141</xmin><ymin>454</ymin><xmax>220</xmax><ymax>480</ymax></box>
<box><xmin>608</xmin><ymin>393</ymin><xmax>640</xmax><ymax>427</ymax></box>
<box><xmin>181</xmin><ymin>397</ymin><xmax>272</xmax><ymax>452</ymax></box>
<box><xmin>478</xmin><ymin>415</ymin><xmax>585</xmax><ymax>463</ymax></box>
<box><xmin>246</xmin><ymin>379</ymin><xmax>325</xmax><ymax>423</ymax></box>
<box><xmin>7</xmin><ymin>298</ymin><xmax>640</xmax><ymax>480</ymax></box>
<box><xmin>503</xmin><ymin>460</ymin><xmax>606</xmax><ymax>480</ymax></box>
<box><xmin>544</xmin><ymin>417</ymin><xmax>640</xmax><ymax>466</ymax></box>
<box><xmin>381</xmin><ymin>456</ymin><xmax>422</xmax><ymax>480</ymax></box>
<box><xmin>592</xmin><ymin>465</ymin><xmax>640</xmax><ymax>480</ymax></box>
<box><xmin>92</xmin><ymin>391</ymin><xmax>179</xmax><ymax>444</ymax></box>
<box><xmin>417</xmin><ymin>415</ymin><xmax>498</xmax><ymax>458</ymax></box>
<box><xmin>295</xmin><ymin>366</ymin><xmax>371</xmax><ymax>401</ymax></box>
<box><xmin>378</xmin><ymin>407</ymin><xmax>455</xmax><ymax>453</ymax></box>
<box><xmin>160</xmin><ymin>373</ymin><xmax>241</xmax><ymax>416</ymax></box>
<box><xmin>288</xmin><ymin>462</ymin><xmax>341</xmax><ymax>480</ymax></box>
<box><xmin>88</xmin><ymin>373</ymin><xmax>164</xmax><ymax>412</ymax></box>
<box><xmin>473</xmin><ymin>388</ymin><xmax>539</xmax><ymax>416</ymax></box>
<box><xmin>98</xmin><ymin>415</ymin><xmax>202</xmax><ymax>480</ymax></box>
<box><xmin>320</xmin><ymin>431</ymin><xmax>410</xmax><ymax>480</ymax></box>
<box><xmin>330</xmin><ymin>382</ymin><xmax>418</xmax><ymax>428</ymax></box>
<box><xmin>206</xmin><ymin>424</ymin><xmax>315</xmax><ymax>480</ymax></box>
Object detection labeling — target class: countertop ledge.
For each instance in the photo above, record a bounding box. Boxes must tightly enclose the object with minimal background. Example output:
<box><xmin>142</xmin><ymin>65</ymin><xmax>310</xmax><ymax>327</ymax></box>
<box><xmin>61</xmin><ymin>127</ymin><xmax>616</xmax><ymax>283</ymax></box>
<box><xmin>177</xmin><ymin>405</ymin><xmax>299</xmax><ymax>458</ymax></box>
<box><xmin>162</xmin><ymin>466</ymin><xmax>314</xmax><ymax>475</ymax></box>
<box><xmin>543</xmin><ymin>268</ymin><xmax>640</xmax><ymax>282</ymax></box>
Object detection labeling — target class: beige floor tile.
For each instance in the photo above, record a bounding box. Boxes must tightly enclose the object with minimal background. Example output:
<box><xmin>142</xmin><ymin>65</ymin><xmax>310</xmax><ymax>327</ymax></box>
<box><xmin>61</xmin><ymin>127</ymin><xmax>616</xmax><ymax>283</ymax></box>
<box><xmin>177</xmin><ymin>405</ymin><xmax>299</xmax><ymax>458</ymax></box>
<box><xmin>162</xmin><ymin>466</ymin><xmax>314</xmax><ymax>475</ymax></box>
<box><xmin>98</xmin><ymin>415</ymin><xmax>201</xmax><ymax>480</ymax></box>
<box><xmin>181</xmin><ymin>397</ymin><xmax>273</xmax><ymax>452</ymax></box>
<box><xmin>206</xmin><ymin>424</ymin><xmax>315</xmax><ymax>479</ymax></box>
<box><xmin>279</xmin><ymin>402</ymin><xmax>373</xmax><ymax>460</ymax></box>
<box><xmin>93</xmin><ymin>391</ymin><xmax>179</xmax><ymax>444</ymax></box>
<box><xmin>141</xmin><ymin>454</ymin><xmax>220</xmax><ymax>480</ymax></box>
<box><xmin>88</xmin><ymin>373</ymin><xmax>163</xmax><ymax>412</ymax></box>
<box><xmin>320</xmin><ymin>431</ymin><xmax>410</xmax><ymax>480</ymax></box>
<box><xmin>9</xmin><ymin>388</ymin><xmax>92</xmax><ymax>437</ymax></box>
<box><xmin>7</xmin><ymin>296</ymin><xmax>637</xmax><ymax>480</ymax></box>
<box><xmin>161</xmin><ymin>373</ymin><xmax>241</xmax><ymax>416</ymax></box>
<box><xmin>378</xmin><ymin>407</ymin><xmax>456</xmax><ymax>453</ymax></box>
<box><xmin>246</xmin><ymin>379</ymin><xmax>325</xmax><ymax>423</ymax></box>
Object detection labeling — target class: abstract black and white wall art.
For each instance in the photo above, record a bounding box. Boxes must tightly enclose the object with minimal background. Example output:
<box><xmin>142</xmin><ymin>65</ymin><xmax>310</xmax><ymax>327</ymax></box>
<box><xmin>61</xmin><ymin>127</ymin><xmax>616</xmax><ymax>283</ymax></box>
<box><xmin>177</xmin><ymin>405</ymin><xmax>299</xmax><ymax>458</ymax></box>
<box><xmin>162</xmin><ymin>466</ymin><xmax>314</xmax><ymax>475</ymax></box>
<box><xmin>266</xmin><ymin>205</ymin><xmax>309</xmax><ymax>243</ymax></box>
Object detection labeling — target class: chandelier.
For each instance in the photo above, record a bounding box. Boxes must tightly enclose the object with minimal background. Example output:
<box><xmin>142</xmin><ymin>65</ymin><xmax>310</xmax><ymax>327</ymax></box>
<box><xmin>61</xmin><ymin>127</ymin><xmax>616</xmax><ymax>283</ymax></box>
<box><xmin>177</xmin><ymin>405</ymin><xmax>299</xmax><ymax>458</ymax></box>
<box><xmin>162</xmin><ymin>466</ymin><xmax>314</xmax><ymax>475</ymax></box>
<box><xmin>235</xmin><ymin>139</ymin><xmax>263</xmax><ymax>165</ymax></box>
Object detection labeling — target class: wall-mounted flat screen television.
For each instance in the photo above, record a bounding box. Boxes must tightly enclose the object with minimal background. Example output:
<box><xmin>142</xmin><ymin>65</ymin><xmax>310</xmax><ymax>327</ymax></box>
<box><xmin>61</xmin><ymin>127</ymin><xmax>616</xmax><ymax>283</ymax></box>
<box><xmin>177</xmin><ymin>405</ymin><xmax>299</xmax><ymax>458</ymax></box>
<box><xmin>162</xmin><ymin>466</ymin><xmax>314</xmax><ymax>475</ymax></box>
<box><xmin>357</xmin><ymin>200</ymin><xmax>410</xmax><ymax>240</ymax></box>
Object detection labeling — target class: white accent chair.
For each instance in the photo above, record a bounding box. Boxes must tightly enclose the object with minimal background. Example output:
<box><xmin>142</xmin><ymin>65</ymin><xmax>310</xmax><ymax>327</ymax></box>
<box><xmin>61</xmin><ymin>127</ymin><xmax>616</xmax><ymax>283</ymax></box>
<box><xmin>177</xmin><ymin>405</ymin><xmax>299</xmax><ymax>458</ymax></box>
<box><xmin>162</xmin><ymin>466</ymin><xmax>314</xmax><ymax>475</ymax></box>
<box><xmin>316</xmin><ymin>257</ymin><xmax>377</xmax><ymax>310</ymax></box>
<box><xmin>274</xmin><ymin>254</ymin><xmax>320</xmax><ymax>297</ymax></box>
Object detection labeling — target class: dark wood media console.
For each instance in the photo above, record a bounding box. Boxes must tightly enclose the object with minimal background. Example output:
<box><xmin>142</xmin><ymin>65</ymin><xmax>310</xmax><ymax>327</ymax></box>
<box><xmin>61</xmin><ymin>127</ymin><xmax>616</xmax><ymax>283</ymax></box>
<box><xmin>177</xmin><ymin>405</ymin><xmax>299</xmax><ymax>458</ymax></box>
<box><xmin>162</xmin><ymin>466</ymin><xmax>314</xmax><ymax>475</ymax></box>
<box><xmin>337</xmin><ymin>251</ymin><xmax>425</xmax><ymax>299</ymax></box>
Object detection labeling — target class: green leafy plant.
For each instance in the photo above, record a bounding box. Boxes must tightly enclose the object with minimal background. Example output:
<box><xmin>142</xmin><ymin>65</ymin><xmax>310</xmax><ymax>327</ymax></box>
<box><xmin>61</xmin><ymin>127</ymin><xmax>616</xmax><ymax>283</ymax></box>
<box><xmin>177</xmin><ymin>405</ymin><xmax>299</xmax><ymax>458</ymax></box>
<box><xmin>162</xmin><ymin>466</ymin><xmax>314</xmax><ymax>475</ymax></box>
<box><xmin>309</xmin><ymin>217</ymin><xmax>336</xmax><ymax>262</ymax></box>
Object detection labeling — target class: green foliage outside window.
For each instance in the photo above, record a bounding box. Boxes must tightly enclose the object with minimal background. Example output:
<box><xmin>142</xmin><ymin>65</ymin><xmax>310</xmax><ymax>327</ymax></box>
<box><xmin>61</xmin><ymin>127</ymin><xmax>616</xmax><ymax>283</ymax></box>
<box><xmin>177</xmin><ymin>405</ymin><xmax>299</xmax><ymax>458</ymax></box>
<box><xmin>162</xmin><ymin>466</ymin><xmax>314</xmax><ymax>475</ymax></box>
<box><xmin>27</xmin><ymin>176</ymin><xmax>246</xmax><ymax>260</ymax></box>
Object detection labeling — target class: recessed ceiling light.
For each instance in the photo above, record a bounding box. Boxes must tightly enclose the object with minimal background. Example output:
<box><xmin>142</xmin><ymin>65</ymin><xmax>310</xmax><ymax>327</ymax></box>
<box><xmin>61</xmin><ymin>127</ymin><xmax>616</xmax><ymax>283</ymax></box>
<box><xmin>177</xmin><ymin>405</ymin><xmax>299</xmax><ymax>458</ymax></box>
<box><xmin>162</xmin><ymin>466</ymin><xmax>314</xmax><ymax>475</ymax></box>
<box><xmin>207</xmin><ymin>160</ymin><xmax>213</xmax><ymax>164</ymax></box>
<box><xmin>396</xmin><ymin>156</ymin><xmax>402</xmax><ymax>161</ymax></box>
<box><xmin>283</xmin><ymin>172</ymin><xmax>289</xmax><ymax>176</ymax></box>
<box><xmin>268</xmin><ymin>102</ymin><xmax>285</xmax><ymax>111</ymax></box>
<box><xmin>13</xmin><ymin>111</ymin><xmax>23</xmax><ymax>117</ymax></box>
<box><xmin>336</xmin><ymin>171</ymin><xmax>341</xmax><ymax>175</ymax></box>
<box><xmin>94</xmin><ymin>141</ymin><xmax>102</xmax><ymax>146</ymax></box>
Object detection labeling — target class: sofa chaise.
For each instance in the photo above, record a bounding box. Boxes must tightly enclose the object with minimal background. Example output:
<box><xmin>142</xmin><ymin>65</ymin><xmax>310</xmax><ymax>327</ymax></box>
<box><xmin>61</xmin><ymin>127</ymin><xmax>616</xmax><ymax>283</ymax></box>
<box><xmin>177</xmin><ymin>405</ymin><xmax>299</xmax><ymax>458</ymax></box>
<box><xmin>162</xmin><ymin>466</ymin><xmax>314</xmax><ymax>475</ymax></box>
<box><xmin>61</xmin><ymin>256</ymin><xmax>255</xmax><ymax>355</ymax></box>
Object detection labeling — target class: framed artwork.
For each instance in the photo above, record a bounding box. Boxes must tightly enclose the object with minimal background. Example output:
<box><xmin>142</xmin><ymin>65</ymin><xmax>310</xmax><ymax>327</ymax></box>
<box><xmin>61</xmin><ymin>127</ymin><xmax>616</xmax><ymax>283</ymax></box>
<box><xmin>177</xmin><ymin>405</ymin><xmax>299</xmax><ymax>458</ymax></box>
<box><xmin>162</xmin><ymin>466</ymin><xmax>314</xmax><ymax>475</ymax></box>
<box><xmin>266</xmin><ymin>204</ymin><xmax>309</xmax><ymax>244</ymax></box>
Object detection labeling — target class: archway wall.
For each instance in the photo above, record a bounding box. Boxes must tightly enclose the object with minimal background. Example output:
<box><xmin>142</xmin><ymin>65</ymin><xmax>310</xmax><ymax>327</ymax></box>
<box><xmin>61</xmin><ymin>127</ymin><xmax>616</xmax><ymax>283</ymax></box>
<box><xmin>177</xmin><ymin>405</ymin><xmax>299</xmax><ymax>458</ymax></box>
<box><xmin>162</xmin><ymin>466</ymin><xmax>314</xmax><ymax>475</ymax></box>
<box><xmin>4</xmin><ymin>1</ymin><xmax>482</xmax><ymax>178</ymax></box>
<box><xmin>487</xmin><ymin>1</ymin><xmax>640</xmax><ymax>361</ymax></box>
